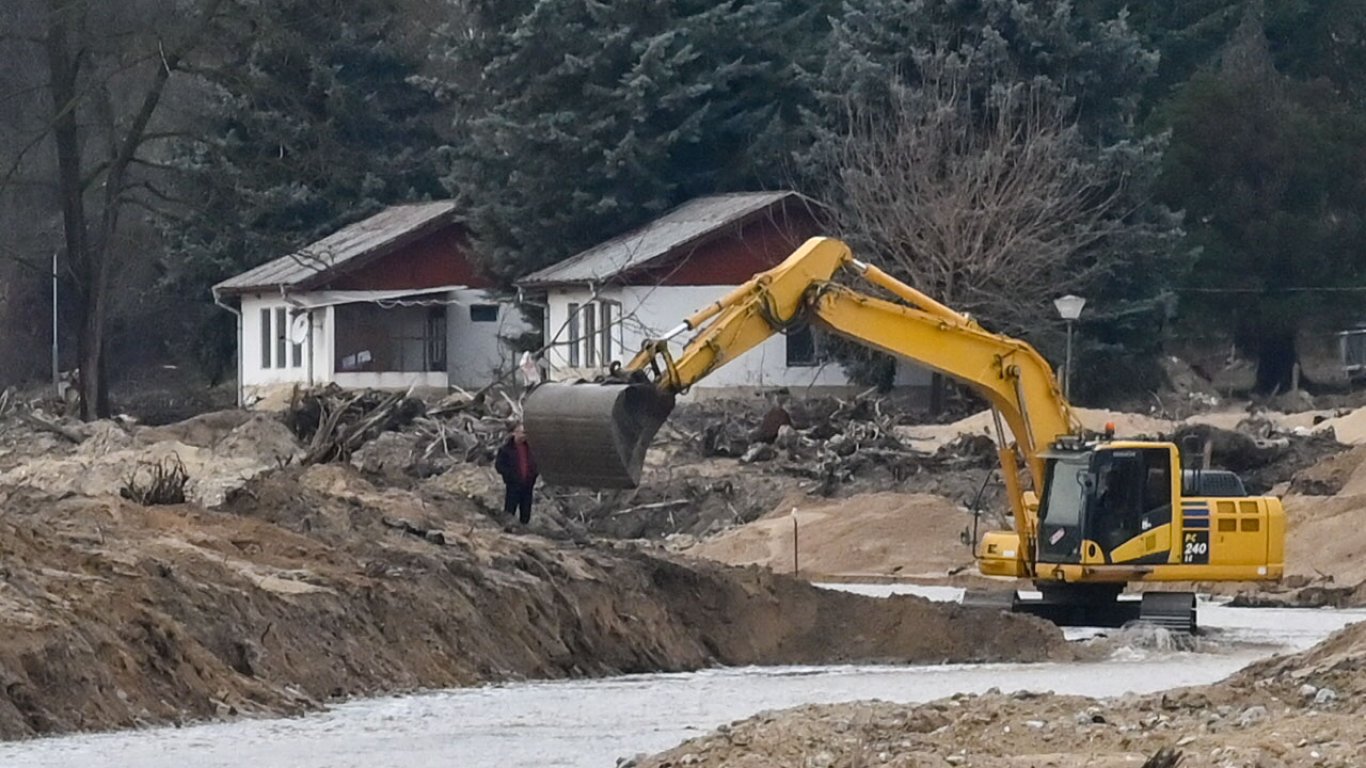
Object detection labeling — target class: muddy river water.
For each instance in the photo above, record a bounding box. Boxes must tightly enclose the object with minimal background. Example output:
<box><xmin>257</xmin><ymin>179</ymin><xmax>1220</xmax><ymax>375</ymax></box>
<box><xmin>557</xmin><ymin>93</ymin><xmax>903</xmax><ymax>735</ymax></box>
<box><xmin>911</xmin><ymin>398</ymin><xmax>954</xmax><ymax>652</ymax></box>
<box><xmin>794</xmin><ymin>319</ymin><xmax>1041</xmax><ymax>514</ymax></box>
<box><xmin>3</xmin><ymin>588</ymin><xmax>1363</xmax><ymax>768</ymax></box>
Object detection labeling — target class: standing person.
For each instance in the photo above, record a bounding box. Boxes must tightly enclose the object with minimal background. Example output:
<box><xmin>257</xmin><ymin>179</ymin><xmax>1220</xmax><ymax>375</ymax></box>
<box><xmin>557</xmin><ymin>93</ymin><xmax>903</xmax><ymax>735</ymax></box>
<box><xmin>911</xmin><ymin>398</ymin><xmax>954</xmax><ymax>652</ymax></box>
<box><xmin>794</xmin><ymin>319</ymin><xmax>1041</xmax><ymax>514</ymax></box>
<box><xmin>495</xmin><ymin>422</ymin><xmax>538</xmax><ymax>525</ymax></box>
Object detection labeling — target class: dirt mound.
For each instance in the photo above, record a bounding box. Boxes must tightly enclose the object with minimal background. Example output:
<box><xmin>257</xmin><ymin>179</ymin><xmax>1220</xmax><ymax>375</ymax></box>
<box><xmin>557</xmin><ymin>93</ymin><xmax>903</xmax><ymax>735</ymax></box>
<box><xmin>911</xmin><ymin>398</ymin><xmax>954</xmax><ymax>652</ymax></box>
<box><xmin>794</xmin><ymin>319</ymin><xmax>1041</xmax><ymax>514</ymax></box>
<box><xmin>0</xmin><ymin>412</ymin><xmax>299</xmax><ymax>506</ymax></box>
<box><xmin>1309</xmin><ymin>406</ymin><xmax>1366</xmax><ymax>444</ymax></box>
<box><xmin>1242</xmin><ymin>493</ymin><xmax>1366</xmax><ymax>606</ymax></box>
<box><xmin>682</xmin><ymin>492</ymin><xmax>976</xmax><ymax>580</ymax></box>
<box><xmin>0</xmin><ymin>467</ymin><xmax>1064</xmax><ymax>740</ymax></box>
<box><xmin>1287</xmin><ymin>445</ymin><xmax>1366</xmax><ymax>495</ymax></box>
<box><xmin>1234</xmin><ymin>620</ymin><xmax>1366</xmax><ymax>710</ymax></box>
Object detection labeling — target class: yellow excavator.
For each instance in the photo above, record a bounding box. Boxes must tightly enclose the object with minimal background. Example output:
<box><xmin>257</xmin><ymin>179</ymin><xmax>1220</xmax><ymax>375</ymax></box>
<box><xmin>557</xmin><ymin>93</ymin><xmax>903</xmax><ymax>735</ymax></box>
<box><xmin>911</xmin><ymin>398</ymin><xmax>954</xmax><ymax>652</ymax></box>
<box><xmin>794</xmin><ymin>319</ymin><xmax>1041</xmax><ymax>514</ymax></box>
<box><xmin>523</xmin><ymin>237</ymin><xmax>1284</xmax><ymax>631</ymax></box>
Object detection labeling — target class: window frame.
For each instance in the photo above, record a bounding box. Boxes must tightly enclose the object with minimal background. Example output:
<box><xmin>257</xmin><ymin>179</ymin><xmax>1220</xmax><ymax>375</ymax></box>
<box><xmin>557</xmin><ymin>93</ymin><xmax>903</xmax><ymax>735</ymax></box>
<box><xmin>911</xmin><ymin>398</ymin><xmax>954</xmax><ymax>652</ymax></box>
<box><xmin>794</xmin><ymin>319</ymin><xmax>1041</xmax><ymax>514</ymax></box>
<box><xmin>567</xmin><ymin>302</ymin><xmax>581</xmax><ymax>367</ymax></box>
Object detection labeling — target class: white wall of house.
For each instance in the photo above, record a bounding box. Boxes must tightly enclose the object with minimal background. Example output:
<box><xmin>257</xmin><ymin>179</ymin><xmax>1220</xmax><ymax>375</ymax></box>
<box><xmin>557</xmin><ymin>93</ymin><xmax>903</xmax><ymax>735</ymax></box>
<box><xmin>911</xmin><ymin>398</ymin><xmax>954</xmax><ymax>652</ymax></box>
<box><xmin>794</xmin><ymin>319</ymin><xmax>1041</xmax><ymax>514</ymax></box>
<box><xmin>238</xmin><ymin>289</ymin><xmax>525</xmax><ymax>404</ymax></box>
<box><xmin>542</xmin><ymin>285</ymin><xmax>930</xmax><ymax>390</ymax></box>
<box><xmin>240</xmin><ymin>295</ymin><xmax>333</xmax><ymax>395</ymax></box>
<box><xmin>447</xmin><ymin>288</ymin><xmax>530</xmax><ymax>390</ymax></box>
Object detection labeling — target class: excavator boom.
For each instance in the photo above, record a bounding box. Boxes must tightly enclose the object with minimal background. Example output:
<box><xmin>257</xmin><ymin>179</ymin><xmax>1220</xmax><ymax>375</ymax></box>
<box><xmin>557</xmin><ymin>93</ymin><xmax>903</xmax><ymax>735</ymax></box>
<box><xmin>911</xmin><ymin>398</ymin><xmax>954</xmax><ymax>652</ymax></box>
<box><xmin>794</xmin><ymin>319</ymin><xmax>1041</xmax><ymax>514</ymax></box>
<box><xmin>524</xmin><ymin>237</ymin><xmax>1079</xmax><ymax>520</ymax></box>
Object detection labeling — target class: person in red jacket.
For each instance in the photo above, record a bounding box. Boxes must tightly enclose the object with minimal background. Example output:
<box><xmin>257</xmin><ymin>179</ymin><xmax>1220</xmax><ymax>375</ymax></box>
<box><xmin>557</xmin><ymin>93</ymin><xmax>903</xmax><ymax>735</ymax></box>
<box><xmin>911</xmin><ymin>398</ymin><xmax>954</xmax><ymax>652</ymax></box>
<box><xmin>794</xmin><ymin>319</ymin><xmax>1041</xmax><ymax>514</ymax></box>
<box><xmin>494</xmin><ymin>422</ymin><xmax>538</xmax><ymax>524</ymax></box>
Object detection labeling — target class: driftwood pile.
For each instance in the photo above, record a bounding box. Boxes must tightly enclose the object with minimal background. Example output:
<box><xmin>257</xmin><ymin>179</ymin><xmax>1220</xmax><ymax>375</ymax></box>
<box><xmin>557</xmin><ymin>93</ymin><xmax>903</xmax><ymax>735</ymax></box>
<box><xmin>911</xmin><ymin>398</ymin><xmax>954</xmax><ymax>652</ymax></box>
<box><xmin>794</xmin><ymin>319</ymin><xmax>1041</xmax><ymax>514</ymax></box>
<box><xmin>697</xmin><ymin>394</ymin><xmax>998</xmax><ymax>497</ymax></box>
<box><xmin>283</xmin><ymin>384</ymin><xmax>520</xmax><ymax>472</ymax></box>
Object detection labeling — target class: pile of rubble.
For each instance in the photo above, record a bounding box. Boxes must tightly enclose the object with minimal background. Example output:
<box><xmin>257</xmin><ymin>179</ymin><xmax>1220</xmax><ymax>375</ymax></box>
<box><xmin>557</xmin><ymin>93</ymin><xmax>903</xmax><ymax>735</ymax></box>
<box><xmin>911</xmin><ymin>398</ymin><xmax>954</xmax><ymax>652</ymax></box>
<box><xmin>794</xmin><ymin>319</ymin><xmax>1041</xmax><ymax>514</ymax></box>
<box><xmin>282</xmin><ymin>384</ymin><xmax>525</xmax><ymax>476</ymax></box>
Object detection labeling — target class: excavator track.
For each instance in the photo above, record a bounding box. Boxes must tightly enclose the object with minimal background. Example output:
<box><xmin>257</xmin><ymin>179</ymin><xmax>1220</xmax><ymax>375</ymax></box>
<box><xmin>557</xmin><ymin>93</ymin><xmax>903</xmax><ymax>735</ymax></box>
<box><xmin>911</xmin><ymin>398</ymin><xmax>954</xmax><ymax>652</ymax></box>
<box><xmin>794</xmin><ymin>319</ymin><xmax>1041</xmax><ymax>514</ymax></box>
<box><xmin>963</xmin><ymin>589</ymin><xmax>1197</xmax><ymax>633</ymax></box>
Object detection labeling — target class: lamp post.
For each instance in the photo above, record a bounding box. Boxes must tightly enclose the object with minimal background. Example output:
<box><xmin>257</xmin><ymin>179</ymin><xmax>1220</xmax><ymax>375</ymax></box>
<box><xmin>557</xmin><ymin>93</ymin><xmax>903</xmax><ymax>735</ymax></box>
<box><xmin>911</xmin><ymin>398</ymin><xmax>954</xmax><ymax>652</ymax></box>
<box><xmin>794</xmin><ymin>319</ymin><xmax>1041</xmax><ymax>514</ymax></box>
<box><xmin>1053</xmin><ymin>294</ymin><xmax>1086</xmax><ymax>400</ymax></box>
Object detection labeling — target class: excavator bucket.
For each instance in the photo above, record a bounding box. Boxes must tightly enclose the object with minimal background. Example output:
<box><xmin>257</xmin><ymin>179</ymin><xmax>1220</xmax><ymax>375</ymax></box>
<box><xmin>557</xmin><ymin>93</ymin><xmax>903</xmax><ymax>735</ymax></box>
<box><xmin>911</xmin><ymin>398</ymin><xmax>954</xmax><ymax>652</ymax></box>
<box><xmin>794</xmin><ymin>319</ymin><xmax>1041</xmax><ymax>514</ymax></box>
<box><xmin>522</xmin><ymin>382</ymin><xmax>676</xmax><ymax>488</ymax></box>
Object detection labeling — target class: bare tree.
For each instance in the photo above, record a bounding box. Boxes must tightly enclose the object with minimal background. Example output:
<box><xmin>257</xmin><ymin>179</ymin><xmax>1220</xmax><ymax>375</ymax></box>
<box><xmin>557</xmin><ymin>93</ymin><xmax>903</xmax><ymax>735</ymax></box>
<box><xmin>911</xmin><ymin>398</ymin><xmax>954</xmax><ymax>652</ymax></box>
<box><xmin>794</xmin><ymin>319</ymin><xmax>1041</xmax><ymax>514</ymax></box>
<box><xmin>821</xmin><ymin>56</ymin><xmax>1129</xmax><ymax>339</ymax></box>
<box><xmin>0</xmin><ymin>0</ymin><xmax>226</xmax><ymax>418</ymax></box>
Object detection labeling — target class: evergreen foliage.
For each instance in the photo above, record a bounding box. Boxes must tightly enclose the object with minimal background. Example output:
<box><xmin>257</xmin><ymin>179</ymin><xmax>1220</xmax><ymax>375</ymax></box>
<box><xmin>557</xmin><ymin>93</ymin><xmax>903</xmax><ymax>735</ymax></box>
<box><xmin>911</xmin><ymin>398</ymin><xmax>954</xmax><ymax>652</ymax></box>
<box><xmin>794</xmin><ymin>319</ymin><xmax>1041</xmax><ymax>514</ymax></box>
<box><xmin>1156</xmin><ymin>13</ymin><xmax>1366</xmax><ymax>392</ymax></box>
<box><xmin>800</xmin><ymin>0</ymin><xmax>1187</xmax><ymax>399</ymax></box>
<box><xmin>162</xmin><ymin>0</ymin><xmax>445</xmax><ymax>380</ymax></box>
<box><xmin>441</xmin><ymin>0</ymin><xmax>833</xmax><ymax>282</ymax></box>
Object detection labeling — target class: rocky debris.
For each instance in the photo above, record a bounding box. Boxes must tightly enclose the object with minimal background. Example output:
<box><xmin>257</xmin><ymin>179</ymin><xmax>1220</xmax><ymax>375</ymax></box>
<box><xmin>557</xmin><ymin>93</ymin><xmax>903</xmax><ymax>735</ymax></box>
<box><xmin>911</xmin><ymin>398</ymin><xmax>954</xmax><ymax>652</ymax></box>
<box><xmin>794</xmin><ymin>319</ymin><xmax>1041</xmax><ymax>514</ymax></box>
<box><xmin>638</xmin><ymin>621</ymin><xmax>1366</xmax><ymax>767</ymax></box>
<box><xmin>1169</xmin><ymin>423</ymin><xmax>1291</xmax><ymax>472</ymax></box>
<box><xmin>1159</xmin><ymin>354</ymin><xmax>1222</xmax><ymax>412</ymax></box>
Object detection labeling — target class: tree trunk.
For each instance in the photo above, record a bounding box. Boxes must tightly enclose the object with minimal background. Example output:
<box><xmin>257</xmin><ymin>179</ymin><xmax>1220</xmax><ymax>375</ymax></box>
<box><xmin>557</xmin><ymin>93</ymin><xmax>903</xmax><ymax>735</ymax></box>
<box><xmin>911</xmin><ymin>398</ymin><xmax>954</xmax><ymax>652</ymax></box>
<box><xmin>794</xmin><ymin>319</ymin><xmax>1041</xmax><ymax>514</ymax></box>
<box><xmin>77</xmin><ymin>290</ymin><xmax>110</xmax><ymax>419</ymax></box>
<box><xmin>45</xmin><ymin>0</ymin><xmax>109</xmax><ymax>420</ymax></box>
<box><xmin>1253</xmin><ymin>330</ymin><xmax>1297</xmax><ymax>395</ymax></box>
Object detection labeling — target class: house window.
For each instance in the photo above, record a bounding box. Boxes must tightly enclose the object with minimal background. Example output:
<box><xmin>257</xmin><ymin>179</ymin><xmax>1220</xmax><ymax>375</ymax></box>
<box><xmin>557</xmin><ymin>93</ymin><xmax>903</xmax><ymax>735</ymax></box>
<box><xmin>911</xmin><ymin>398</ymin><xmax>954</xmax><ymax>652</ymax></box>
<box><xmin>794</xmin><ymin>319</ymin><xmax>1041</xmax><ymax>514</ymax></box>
<box><xmin>258</xmin><ymin>307</ymin><xmax>302</xmax><ymax>370</ymax></box>
<box><xmin>583</xmin><ymin>304</ymin><xmax>597</xmax><ymax>366</ymax></box>
<box><xmin>290</xmin><ymin>312</ymin><xmax>304</xmax><ymax>368</ymax></box>
<box><xmin>259</xmin><ymin>308</ymin><xmax>272</xmax><ymax>369</ymax></box>
<box><xmin>427</xmin><ymin>307</ymin><xmax>447</xmax><ymax>370</ymax></box>
<box><xmin>470</xmin><ymin>304</ymin><xmax>499</xmax><ymax>323</ymax></box>
<box><xmin>275</xmin><ymin>308</ymin><xmax>288</xmax><ymax>369</ymax></box>
<box><xmin>567</xmin><ymin>302</ymin><xmax>581</xmax><ymax>367</ymax></box>
<box><xmin>565</xmin><ymin>300</ymin><xmax>621</xmax><ymax>368</ymax></box>
<box><xmin>786</xmin><ymin>325</ymin><xmax>819</xmax><ymax>367</ymax></box>
<box><xmin>599</xmin><ymin>301</ymin><xmax>615</xmax><ymax>364</ymax></box>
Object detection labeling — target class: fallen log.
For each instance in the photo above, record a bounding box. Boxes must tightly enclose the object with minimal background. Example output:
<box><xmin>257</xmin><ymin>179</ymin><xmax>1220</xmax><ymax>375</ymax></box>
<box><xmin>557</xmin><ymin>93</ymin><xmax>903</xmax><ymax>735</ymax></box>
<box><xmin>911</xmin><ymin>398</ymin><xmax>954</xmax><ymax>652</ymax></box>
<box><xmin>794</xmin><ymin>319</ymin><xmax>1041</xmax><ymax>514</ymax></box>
<box><xmin>17</xmin><ymin>411</ymin><xmax>85</xmax><ymax>444</ymax></box>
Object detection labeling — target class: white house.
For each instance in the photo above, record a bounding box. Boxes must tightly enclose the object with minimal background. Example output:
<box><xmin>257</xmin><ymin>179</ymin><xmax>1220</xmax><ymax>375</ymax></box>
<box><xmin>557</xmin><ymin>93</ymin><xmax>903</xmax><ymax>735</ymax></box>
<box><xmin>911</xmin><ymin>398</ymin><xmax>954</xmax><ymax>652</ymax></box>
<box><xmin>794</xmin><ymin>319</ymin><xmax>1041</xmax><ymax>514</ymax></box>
<box><xmin>212</xmin><ymin>201</ymin><xmax>528</xmax><ymax>405</ymax></box>
<box><xmin>516</xmin><ymin>191</ymin><xmax>929</xmax><ymax>395</ymax></box>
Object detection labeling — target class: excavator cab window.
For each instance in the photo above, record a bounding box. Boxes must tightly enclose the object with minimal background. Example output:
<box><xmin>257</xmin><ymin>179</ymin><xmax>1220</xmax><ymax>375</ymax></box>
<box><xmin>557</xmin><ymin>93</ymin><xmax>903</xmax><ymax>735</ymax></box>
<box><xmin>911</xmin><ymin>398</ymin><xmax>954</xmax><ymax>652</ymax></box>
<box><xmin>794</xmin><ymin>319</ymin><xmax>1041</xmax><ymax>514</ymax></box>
<box><xmin>1037</xmin><ymin>454</ymin><xmax>1090</xmax><ymax>563</ymax></box>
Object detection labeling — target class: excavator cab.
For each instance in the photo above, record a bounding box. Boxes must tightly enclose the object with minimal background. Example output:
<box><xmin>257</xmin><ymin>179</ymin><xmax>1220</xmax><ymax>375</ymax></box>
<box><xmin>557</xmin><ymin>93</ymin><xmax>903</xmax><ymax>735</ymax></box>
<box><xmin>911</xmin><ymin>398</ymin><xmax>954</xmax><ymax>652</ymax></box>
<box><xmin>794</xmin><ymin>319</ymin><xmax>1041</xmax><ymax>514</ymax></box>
<box><xmin>1036</xmin><ymin>443</ymin><xmax>1176</xmax><ymax>567</ymax></box>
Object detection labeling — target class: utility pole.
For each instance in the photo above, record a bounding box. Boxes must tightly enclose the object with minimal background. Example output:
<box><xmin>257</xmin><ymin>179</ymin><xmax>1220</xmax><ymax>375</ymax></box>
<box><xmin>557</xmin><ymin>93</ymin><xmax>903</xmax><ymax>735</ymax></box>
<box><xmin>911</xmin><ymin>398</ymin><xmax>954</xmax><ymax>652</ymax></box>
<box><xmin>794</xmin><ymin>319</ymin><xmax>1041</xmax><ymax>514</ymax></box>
<box><xmin>51</xmin><ymin>250</ymin><xmax>59</xmax><ymax>397</ymax></box>
<box><xmin>1053</xmin><ymin>295</ymin><xmax>1086</xmax><ymax>401</ymax></box>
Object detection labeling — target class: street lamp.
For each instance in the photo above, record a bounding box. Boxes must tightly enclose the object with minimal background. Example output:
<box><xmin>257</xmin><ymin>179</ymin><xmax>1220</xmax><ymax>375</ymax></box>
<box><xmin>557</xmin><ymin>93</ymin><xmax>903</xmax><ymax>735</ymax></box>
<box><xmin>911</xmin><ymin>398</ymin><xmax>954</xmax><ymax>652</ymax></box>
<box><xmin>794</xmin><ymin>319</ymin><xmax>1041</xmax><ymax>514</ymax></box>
<box><xmin>1053</xmin><ymin>294</ymin><xmax>1086</xmax><ymax>401</ymax></box>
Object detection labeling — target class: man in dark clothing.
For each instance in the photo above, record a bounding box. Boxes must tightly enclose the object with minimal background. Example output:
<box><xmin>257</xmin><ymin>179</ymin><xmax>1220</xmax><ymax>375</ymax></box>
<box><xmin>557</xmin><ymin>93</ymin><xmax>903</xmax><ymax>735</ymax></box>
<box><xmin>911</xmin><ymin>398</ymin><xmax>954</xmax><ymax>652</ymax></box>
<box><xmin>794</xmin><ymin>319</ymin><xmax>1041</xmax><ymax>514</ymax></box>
<box><xmin>494</xmin><ymin>423</ymin><xmax>538</xmax><ymax>524</ymax></box>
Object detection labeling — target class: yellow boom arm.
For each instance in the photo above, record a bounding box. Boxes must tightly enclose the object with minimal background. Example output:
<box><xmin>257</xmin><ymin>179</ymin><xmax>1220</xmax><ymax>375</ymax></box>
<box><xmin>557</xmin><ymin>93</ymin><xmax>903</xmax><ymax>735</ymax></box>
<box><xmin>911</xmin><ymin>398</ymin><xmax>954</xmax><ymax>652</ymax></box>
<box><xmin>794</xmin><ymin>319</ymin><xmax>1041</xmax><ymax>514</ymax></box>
<box><xmin>604</xmin><ymin>237</ymin><xmax>1080</xmax><ymax>532</ymax></box>
<box><xmin>524</xmin><ymin>236</ymin><xmax>1081</xmax><ymax>520</ymax></box>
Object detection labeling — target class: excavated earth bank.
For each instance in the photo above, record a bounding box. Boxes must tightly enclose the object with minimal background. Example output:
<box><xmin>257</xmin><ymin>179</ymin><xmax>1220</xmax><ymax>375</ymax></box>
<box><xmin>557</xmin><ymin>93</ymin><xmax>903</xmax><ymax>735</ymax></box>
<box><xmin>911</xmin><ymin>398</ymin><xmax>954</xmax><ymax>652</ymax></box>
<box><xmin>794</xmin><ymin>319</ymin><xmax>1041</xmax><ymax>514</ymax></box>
<box><xmin>0</xmin><ymin>465</ymin><xmax>1062</xmax><ymax>740</ymax></box>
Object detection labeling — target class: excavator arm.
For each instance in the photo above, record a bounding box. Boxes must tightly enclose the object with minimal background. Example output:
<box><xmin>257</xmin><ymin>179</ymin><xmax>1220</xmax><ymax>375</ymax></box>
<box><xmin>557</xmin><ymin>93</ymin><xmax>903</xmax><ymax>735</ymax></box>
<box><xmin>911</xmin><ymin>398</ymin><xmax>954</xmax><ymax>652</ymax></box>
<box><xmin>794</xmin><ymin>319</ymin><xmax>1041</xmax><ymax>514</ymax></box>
<box><xmin>523</xmin><ymin>237</ymin><xmax>1082</xmax><ymax>533</ymax></box>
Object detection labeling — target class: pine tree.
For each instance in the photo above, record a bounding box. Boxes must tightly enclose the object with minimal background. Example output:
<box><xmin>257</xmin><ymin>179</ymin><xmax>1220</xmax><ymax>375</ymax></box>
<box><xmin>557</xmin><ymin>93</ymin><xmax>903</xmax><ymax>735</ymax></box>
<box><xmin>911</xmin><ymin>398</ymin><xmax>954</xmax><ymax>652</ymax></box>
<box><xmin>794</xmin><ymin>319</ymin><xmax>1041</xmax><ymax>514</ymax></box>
<box><xmin>1157</xmin><ymin>13</ymin><xmax>1366</xmax><ymax>392</ymax></box>
<box><xmin>441</xmin><ymin>0</ymin><xmax>833</xmax><ymax>281</ymax></box>
<box><xmin>162</xmin><ymin>0</ymin><xmax>445</xmax><ymax>380</ymax></box>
